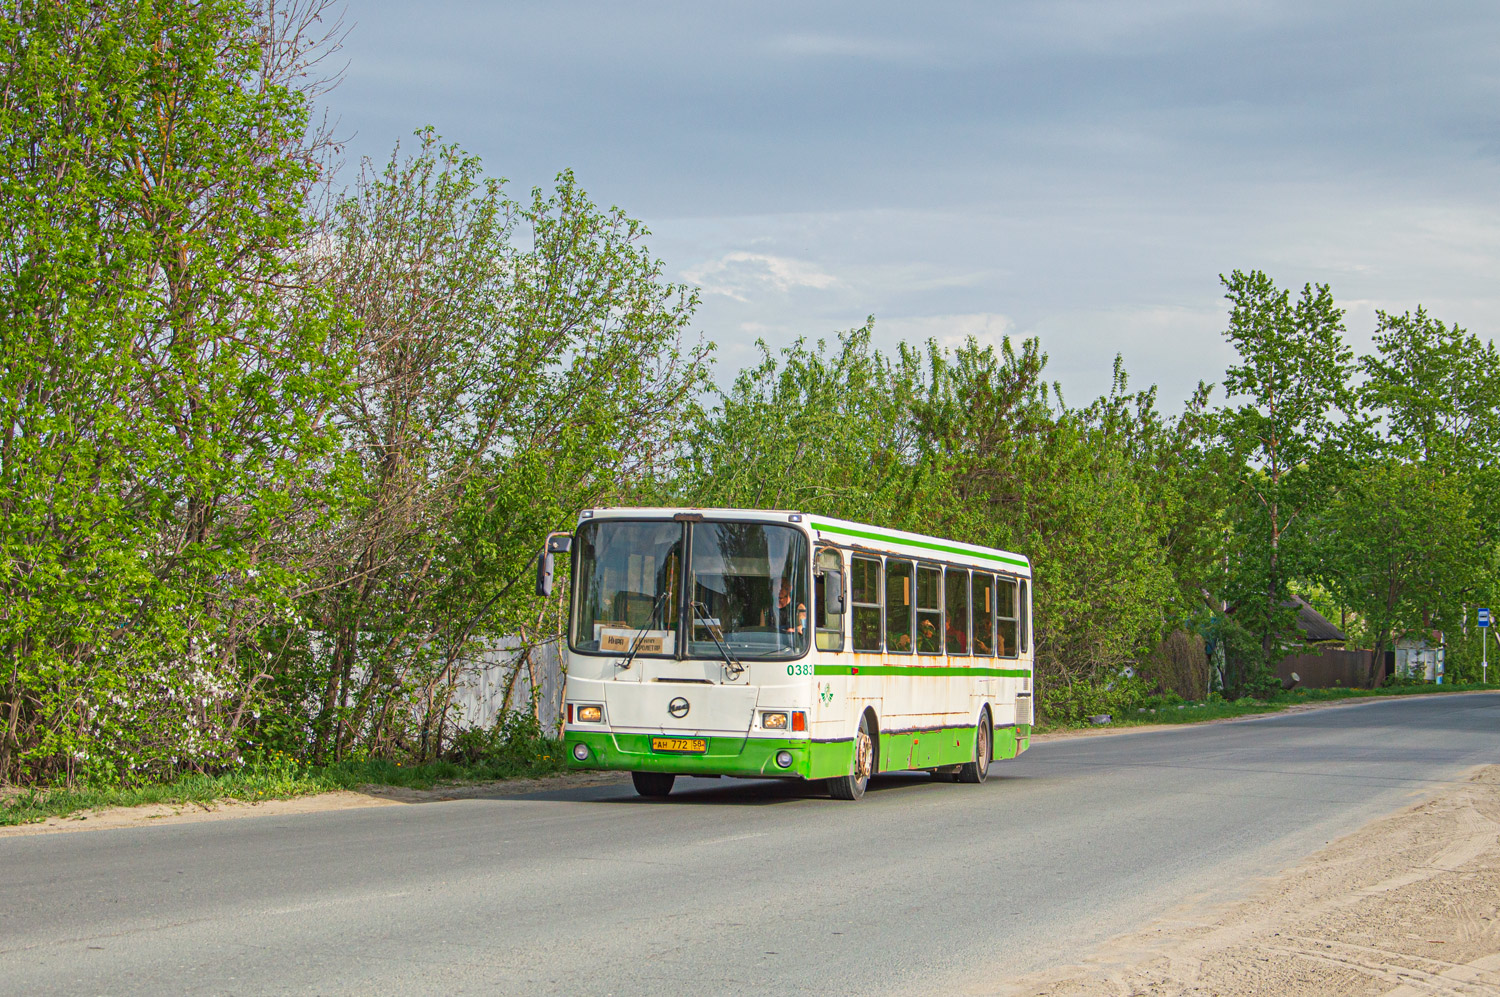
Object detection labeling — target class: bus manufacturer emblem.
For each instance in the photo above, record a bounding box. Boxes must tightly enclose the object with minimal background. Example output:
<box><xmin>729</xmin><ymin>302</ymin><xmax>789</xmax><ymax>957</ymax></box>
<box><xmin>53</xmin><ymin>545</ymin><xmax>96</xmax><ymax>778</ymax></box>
<box><xmin>668</xmin><ymin>697</ymin><xmax>690</xmax><ymax>718</ymax></box>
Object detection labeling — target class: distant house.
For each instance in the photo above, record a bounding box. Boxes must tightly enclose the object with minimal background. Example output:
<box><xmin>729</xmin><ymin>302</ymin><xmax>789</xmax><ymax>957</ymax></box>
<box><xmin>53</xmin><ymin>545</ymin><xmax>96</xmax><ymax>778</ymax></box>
<box><xmin>1284</xmin><ymin>595</ymin><xmax>1348</xmax><ymax>647</ymax></box>
<box><xmin>1275</xmin><ymin>596</ymin><xmax>1382</xmax><ymax>688</ymax></box>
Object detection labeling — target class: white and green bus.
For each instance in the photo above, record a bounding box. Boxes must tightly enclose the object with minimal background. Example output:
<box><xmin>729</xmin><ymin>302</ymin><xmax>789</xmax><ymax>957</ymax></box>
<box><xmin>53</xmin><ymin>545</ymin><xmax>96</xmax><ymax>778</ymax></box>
<box><xmin>539</xmin><ymin>508</ymin><xmax>1034</xmax><ymax>800</ymax></box>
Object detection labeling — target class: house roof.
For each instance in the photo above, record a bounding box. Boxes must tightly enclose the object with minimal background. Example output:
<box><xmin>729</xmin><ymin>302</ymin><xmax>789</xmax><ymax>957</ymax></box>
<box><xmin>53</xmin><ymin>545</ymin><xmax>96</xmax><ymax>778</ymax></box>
<box><xmin>1284</xmin><ymin>595</ymin><xmax>1348</xmax><ymax>643</ymax></box>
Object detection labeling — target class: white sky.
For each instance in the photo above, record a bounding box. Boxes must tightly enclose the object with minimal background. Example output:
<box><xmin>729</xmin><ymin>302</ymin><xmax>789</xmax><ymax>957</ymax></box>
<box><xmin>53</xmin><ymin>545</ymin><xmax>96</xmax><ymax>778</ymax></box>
<box><xmin>329</xmin><ymin>0</ymin><xmax>1500</xmax><ymax>408</ymax></box>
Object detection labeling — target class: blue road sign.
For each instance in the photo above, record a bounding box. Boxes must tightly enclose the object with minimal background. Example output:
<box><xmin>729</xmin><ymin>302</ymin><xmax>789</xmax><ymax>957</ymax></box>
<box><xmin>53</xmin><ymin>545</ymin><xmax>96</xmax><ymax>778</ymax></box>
<box><xmin>1481</xmin><ymin>608</ymin><xmax>1491</xmax><ymax>628</ymax></box>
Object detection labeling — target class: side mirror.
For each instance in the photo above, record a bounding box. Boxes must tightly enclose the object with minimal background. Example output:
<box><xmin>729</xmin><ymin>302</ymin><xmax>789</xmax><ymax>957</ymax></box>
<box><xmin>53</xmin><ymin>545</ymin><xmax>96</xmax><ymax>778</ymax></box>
<box><xmin>536</xmin><ymin>532</ymin><xmax>572</xmax><ymax>597</ymax></box>
<box><xmin>824</xmin><ymin>569</ymin><xmax>845</xmax><ymax>614</ymax></box>
<box><xmin>536</xmin><ymin>551</ymin><xmax>555</xmax><ymax>597</ymax></box>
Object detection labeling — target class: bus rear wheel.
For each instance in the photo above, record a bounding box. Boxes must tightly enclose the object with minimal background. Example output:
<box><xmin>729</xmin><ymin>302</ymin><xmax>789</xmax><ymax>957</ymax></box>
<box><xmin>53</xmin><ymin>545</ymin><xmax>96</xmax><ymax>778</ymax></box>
<box><xmin>829</xmin><ymin>714</ymin><xmax>874</xmax><ymax>801</ymax></box>
<box><xmin>958</xmin><ymin>711</ymin><xmax>991</xmax><ymax>784</ymax></box>
<box><xmin>631</xmin><ymin>771</ymin><xmax>675</xmax><ymax>797</ymax></box>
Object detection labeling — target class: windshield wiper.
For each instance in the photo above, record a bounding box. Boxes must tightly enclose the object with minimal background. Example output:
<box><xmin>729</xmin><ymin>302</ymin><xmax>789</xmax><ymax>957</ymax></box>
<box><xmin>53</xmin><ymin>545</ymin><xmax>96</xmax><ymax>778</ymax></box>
<box><xmin>617</xmin><ymin>589</ymin><xmax>671</xmax><ymax>672</ymax></box>
<box><xmin>692</xmin><ymin>600</ymin><xmax>745</xmax><ymax>680</ymax></box>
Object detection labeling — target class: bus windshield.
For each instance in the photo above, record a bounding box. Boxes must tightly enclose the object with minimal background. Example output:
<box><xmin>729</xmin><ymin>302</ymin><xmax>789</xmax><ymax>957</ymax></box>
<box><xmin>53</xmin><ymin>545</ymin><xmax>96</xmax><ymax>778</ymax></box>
<box><xmin>573</xmin><ymin>520</ymin><xmax>684</xmax><ymax>656</ymax></box>
<box><xmin>571</xmin><ymin>519</ymin><xmax>808</xmax><ymax>659</ymax></box>
<box><xmin>689</xmin><ymin>522</ymin><xmax>808</xmax><ymax>658</ymax></box>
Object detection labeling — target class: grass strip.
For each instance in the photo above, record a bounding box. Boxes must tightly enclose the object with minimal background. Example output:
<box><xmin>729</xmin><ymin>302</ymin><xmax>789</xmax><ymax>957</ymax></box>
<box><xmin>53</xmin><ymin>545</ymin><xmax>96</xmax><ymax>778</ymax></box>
<box><xmin>1040</xmin><ymin>681</ymin><xmax>1500</xmax><ymax>732</ymax></box>
<box><xmin>0</xmin><ymin>747</ymin><xmax>570</xmax><ymax>828</ymax></box>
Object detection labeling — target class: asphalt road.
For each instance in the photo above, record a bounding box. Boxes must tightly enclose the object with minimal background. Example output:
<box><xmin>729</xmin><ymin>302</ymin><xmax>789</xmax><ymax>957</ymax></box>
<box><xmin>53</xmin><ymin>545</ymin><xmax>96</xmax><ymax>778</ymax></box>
<box><xmin>3</xmin><ymin>693</ymin><xmax>1498</xmax><ymax>996</ymax></box>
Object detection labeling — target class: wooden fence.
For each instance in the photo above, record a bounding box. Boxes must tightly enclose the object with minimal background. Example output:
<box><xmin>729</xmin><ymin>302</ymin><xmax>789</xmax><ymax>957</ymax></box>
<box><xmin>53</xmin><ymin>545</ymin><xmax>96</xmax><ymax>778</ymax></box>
<box><xmin>1276</xmin><ymin>647</ymin><xmax>1388</xmax><ymax>689</ymax></box>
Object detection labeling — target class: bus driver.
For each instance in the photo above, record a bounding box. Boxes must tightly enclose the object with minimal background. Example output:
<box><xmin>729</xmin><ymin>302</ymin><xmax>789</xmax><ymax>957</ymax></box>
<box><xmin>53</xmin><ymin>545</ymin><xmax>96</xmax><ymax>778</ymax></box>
<box><xmin>765</xmin><ymin>579</ymin><xmax>807</xmax><ymax>636</ymax></box>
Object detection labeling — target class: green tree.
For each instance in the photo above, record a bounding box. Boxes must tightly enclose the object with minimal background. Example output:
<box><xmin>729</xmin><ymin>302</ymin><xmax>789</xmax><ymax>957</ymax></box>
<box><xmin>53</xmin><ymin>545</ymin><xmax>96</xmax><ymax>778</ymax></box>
<box><xmin>1320</xmin><ymin>461</ymin><xmax>1479</xmax><ymax>682</ymax></box>
<box><xmin>1215</xmin><ymin>270</ymin><xmax>1355</xmax><ymax>694</ymax></box>
<box><xmin>0</xmin><ymin>0</ymin><xmax>347</xmax><ymax>784</ymax></box>
<box><xmin>1361</xmin><ymin>308</ymin><xmax>1500</xmax><ymax>470</ymax></box>
<box><xmin>911</xmin><ymin>340</ymin><xmax>1178</xmax><ymax>692</ymax></box>
<box><xmin>304</xmin><ymin>133</ymin><xmax>709</xmax><ymax>760</ymax></box>
<box><xmin>675</xmin><ymin>323</ymin><xmax>944</xmax><ymax>529</ymax></box>
<box><xmin>1329</xmin><ymin>307</ymin><xmax>1500</xmax><ymax>675</ymax></box>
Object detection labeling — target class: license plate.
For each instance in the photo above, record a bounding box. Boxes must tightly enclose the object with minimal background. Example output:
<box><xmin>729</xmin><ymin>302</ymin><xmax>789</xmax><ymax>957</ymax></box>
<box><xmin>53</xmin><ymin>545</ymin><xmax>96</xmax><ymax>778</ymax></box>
<box><xmin>651</xmin><ymin>737</ymin><xmax>707</xmax><ymax>754</ymax></box>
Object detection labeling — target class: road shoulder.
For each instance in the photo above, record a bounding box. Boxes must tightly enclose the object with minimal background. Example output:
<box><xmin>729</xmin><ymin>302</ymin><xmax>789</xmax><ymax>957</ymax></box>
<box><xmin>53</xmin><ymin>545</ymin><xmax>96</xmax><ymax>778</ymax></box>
<box><xmin>987</xmin><ymin>764</ymin><xmax>1500</xmax><ymax>997</ymax></box>
<box><xmin>0</xmin><ymin>771</ymin><xmax>632</xmax><ymax>838</ymax></box>
<box><xmin>6</xmin><ymin>692</ymin><xmax>1492</xmax><ymax>837</ymax></box>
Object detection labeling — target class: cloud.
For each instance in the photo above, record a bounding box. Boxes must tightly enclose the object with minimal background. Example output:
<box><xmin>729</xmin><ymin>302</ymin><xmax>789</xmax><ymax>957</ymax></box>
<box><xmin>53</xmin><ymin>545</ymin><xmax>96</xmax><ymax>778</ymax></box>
<box><xmin>682</xmin><ymin>252</ymin><xmax>840</xmax><ymax>302</ymax></box>
<box><xmin>878</xmin><ymin>312</ymin><xmax>1016</xmax><ymax>350</ymax></box>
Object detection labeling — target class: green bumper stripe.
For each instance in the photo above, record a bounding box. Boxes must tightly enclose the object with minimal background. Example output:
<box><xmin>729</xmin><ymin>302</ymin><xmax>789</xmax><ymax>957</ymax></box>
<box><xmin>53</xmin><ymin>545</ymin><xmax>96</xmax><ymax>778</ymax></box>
<box><xmin>810</xmin><ymin>521</ymin><xmax>1029</xmax><ymax>568</ymax></box>
<box><xmin>567</xmin><ymin>722</ymin><xmax>1031</xmax><ymax>781</ymax></box>
<box><xmin>566</xmin><ymin>731</ymin><xmax>814</xmax><ymax>778</ymax></box>
<box><xmin>814</xmin><ymin>664</ymin><xmax>1031</xmax><ymax>678</ymax></box>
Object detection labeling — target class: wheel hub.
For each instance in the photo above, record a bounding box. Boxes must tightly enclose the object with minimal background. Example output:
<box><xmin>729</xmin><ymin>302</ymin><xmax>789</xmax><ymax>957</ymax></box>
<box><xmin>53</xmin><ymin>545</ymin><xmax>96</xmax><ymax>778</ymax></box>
<box><xmin>854</xmin><ymin>728</ymin><xmax>873</xmax><ymax>781</ymax></box>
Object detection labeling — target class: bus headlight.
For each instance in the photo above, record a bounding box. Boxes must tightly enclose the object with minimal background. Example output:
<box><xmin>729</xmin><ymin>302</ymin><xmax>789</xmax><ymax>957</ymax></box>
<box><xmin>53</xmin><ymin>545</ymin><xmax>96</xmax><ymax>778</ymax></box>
<box><xmin>775</xmin><ymin>750</ymin><xmax>793</xmax><ymax>768</ymax></box>
<box><xmin>573</xmin><ymin>743</ymin><xmax>590</xmax><ymax>761</ymax></box>
<box><xmin>762</xmin><ymin>712</ymin><xmax>788</xmax><ymax>730</ymax></box>
<box><xmin>576</xmin><ymin>705</ymin><xmax>603</xmax><ymax>723</ymax></box>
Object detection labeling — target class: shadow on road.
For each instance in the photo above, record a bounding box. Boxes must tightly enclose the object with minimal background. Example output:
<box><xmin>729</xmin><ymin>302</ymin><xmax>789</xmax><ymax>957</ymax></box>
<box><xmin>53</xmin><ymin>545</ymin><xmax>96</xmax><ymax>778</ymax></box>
<box><xmin>489</xmin><ymin>769</ymin><xmax>1029</xmax><ymax>805</ymax></box>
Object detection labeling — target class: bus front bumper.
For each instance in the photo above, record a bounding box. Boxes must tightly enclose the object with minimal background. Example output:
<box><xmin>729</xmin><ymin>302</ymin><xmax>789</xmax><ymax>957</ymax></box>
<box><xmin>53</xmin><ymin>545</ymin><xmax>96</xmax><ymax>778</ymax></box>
<box><xmin>564</xmin><ymin>730</ymin><xmax>815</xmax><ymax>778</ymax></box>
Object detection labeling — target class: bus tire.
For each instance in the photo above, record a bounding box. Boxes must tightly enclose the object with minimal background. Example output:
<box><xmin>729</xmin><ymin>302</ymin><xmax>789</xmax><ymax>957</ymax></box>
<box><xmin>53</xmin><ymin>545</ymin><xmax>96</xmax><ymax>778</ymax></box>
<box><xmin>631</xmin><ymin>771</ymin><xmax>675</xmax><ymax>797</ymax></box>
<box><xmin>828</xmin><ymin>712</ymin><xmax>875</xmax><ymax>801</ymax></box>
<box><xmin>958</xmin><ymin>710</ymin><xmax>991</xmax><ymax>784</ymax></box>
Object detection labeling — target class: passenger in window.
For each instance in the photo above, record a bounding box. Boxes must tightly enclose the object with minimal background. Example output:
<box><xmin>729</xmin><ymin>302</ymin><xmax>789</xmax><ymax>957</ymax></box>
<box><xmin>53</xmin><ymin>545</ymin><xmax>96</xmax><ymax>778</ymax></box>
<box><xmin>945</xmin><ymin>616</ymin><xmax>967</xmax><ymax>653</ymax></box>
<box><xmin>918</xmin><ymin>617</ymin><xmax>939</xmax><ymax>652</ymax></box>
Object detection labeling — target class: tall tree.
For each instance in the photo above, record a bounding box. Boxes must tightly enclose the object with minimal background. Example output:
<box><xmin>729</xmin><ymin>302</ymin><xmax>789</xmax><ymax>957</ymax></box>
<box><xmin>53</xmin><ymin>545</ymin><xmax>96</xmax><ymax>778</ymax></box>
<box><xmin>1320</xmin><ymin>461</ymin><xmax>1479</xmax><ymax>682</ymax></box>
<box><xmin>0</xmin><ymin>0</ymin><xmax>348</xmax><ymax>784</ymax></box>
<box><xmin>1360</xmin><ymin>307</ymin><xmax>1500</xmax><ymax>470</ymax></box>
<box><xmin>1215</xmin><ymin>270</ymin><xmax>1356</xmax><ymax>694</ymax></box>
<box><xmin>306</xmin><ymin>133</ymin><xmax>709</xmax><ymax>760</ymax></box>
<box><xmin>676</xmin><ymin>323</ymin><xmax>943</xmax><ymax>530</ymax></box>
<box><xmin>1331</xmin><ymin>307</ymin><xmax>1500</xmax><ymax>671</ymax></box>
<box><xmin>912</xmin><ymin>340</ymin><xmax>1178</xmax><ymax>690</ymax></box>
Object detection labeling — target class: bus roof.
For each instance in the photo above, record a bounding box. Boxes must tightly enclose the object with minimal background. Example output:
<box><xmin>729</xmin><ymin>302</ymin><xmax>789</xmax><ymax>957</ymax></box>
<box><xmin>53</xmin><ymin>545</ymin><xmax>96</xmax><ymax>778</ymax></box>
<box><xmin>577</xmin><ymin>508</ymin><xmax>1031</xmax><ymax>576</ymax></box>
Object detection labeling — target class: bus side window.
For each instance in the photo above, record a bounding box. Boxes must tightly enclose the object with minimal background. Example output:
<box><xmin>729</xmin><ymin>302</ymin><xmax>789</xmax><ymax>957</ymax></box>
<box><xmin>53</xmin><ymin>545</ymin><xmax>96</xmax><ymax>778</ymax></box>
<box><xmin>971</xmin><ymin>572</ymin><xmax>995</xmax><ymax>657</ymax></box>
<box><xmin>996</xmin><ymin>577</ymin><xmax>1018</xmax><ymax>658</ymax></box>
<box><xmin>945</xmin><ymin>567</ymin><xmax>970</xmax><ymax>655</ymax></box>
<box><xmin>1019</xmin><ymin>578</ymin><xmax>1030</xmax><ymax>654</ymax></box>
<box><xmin>815</xmin><ymin>547</ymin><xmax>845</xmax><ymax>652</ymax></box>
<box><xmin>851</xmin><ymin>554</ymin><xmax>882</xmax><ymax>652</ymax></box>
<box><xmin>885</xmin><ymin>559</ymin><xmax>914</xmax><ymax>654</ymax></box>
<box><xmin>916</xmin><ymin>564</ymin><xmax>943</xmax><ymax>655</ymax></box>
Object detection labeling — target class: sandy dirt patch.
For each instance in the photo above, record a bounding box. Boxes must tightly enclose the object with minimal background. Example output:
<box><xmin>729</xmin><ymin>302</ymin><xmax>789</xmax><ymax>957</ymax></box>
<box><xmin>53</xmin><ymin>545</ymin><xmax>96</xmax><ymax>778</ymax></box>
<box><xmin>0</xmin><ymin>770</ymin><xmax>632</xmax><ymax>838</ymax></box>
<box><xmin>986</xmin><ymin>764</ymin><xmax>1500</xmax><ymax>997</ymax></box>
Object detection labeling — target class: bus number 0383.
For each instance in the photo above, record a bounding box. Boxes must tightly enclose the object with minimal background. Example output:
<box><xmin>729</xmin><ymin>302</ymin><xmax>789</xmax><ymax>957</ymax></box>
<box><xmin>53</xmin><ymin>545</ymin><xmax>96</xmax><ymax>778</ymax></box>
<box><xmin>786</xmin><ymin>662</ymin><xmax>814</xmax><ymax>676</ymax></box>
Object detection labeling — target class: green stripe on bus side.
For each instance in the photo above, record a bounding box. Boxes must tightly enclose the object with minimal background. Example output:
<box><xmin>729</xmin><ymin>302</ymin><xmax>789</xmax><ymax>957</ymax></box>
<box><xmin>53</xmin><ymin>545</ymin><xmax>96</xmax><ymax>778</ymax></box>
<box><xmin>809</xmin><ymin>739</ymin><xmax>856</xmax><ymax>780</ymax></box>
<box><xmin>565</xmin><ymin>724</ymin><xmax>1031</xmax><ymax>783</ymax></box>
<box><xmin>813</xmin><ymin>664</ymin><xmax>1032</xmax><ymax>678</ymax></box>
<box><xmin>810</xmin><ymin>521</ymin><xmax>1029</xmax><ymax>568</ymax></box>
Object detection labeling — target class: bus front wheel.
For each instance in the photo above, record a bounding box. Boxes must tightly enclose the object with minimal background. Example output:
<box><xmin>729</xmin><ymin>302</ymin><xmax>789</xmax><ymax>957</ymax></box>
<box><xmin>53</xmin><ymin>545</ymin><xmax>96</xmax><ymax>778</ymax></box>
<box><xmin>829</xmin><ymin>714</ymin><xmax>875</xmax><ymax>801</ymax></box>
<box><xmin>631</xmin><ymin>771</ymin><xmax>676</xmax><ymax>797</ymax></box>
<box><xmin>957</xmin><ymin>711</ymin><xmax>991</xmax><ymax>784</ymax></box>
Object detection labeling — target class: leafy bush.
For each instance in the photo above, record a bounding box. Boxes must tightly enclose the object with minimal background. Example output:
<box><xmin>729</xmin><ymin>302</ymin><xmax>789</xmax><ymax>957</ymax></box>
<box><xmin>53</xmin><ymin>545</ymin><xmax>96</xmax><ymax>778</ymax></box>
<box><xmin>1040</xmin><ymin>674</ymin><xmax>1155</xmax><ymax>726</ymax></box>
<box><xmin>446</xmin><ymin>708</ymin><xmax>556</xmax><ymax>768</ymax></box>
